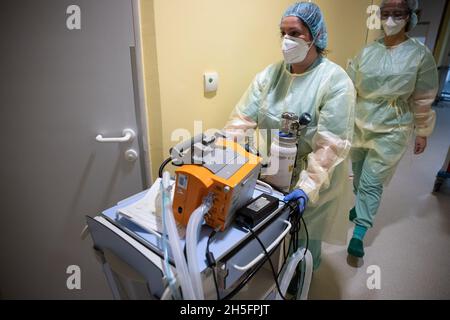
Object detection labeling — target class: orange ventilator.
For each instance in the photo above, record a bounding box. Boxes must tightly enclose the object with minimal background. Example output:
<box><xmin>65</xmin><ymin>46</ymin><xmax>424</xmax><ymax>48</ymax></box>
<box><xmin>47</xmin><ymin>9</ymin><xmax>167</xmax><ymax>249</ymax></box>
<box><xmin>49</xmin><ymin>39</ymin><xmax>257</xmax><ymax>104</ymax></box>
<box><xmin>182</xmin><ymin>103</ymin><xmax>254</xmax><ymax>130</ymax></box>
<box><xmin>172</xmin><ymin>138</ymin><xmax>261</xmax><ymax>231</ymax></box>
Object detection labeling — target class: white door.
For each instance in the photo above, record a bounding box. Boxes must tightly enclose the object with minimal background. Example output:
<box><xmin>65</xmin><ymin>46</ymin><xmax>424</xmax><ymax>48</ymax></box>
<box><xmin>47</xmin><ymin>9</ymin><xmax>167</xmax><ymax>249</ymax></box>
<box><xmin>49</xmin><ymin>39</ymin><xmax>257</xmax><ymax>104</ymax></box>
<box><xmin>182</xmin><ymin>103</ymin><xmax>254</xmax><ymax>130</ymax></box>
<box><xmin>0</xmin><ymin>0</ymin><xmax>149</xmax><ymax>298</ymax></box>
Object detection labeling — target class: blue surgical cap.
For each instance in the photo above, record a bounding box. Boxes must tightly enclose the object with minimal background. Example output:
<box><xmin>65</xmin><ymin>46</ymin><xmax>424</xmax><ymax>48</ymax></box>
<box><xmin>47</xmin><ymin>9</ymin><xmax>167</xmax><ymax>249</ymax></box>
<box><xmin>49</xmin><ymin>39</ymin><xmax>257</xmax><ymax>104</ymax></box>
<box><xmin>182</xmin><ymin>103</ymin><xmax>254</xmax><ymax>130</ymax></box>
<box><xmin>381</xmin><ymin>0</ymin><xmax>419</xmax><ymax>31</ymax></box>
<box><xmin>282</xmin><ymin>2</ymin><xmax>328</xmax><ymax>50</ymax></box>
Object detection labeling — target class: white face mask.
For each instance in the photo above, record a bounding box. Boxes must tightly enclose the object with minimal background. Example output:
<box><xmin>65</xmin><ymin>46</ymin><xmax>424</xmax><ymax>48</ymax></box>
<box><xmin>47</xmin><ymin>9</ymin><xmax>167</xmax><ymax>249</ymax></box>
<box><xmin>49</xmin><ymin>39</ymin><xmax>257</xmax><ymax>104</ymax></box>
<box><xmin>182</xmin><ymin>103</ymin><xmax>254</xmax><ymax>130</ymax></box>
<box><xmin>382</xmin><ymin>17</ymin><xmax>407</xmax><ymax>36</ymax></box>
<box><xmin>282</xmin><ymin>35</ymin><xmax>313</xmax><ymax>64</ymax></box>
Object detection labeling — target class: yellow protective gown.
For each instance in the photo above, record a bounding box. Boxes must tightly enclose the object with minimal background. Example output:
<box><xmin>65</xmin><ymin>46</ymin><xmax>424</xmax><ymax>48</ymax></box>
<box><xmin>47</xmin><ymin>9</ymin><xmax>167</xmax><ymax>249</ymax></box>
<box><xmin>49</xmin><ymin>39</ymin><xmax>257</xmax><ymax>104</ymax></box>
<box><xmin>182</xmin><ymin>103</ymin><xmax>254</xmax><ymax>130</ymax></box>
<box><xmin>346</xmin><ymin>38</ymin><xmax>438</xmax><ymax>228</ymax></box>
<box><xmin>347</xmin><ymin>38</ymin><xmax>438</xmax><ymax>182</ymax></box>
<box><xmin>225</xmin><ymin>58</ymin><xmax>356</xmax><ymax>245</ymax></box>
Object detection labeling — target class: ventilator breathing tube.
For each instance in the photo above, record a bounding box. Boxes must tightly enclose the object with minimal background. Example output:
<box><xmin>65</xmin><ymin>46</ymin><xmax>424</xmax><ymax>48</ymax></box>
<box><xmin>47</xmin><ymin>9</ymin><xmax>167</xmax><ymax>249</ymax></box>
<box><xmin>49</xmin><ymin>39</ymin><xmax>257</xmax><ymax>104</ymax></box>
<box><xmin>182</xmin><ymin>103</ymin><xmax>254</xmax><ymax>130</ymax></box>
<box><xmin>159</xmin><ymin>180</ymin><xmax>180</xmax><ymax>300</ymax></box>
<box><xmin>186</xmin><ymin>194</ymin><xmax>214</xmax><ymax>300</ymax></box>
<box><xmin>161</xmin><ymin>172</ymin><xmax>196</xmax><ymax>300</ymax></box>
<box><xmin>275</xmin><ymin>248</ymin><xmax>313</xmax><ymax>300</ymax></box>
<box><xmin>297</xmin><ymin>249</ymin><xmax>313</xmax><ymax>300</ymax></box>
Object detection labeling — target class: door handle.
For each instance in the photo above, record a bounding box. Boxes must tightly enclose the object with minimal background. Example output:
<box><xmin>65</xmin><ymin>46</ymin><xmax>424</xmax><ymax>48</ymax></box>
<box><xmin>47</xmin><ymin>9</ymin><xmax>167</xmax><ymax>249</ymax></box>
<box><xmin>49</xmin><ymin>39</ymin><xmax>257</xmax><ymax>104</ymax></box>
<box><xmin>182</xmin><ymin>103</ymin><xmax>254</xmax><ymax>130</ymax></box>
<box><xmin>96</xmin><ymin>129</ymin><xmax>135</xmax><ymax>143</ymax></box>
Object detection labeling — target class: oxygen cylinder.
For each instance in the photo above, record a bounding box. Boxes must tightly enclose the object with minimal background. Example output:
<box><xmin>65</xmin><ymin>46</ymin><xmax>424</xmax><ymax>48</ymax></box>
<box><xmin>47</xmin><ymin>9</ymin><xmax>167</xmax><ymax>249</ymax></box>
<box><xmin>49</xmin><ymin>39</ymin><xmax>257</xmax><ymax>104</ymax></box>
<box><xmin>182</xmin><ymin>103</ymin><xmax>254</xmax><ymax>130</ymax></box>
<box><xmin>263</xmin><ymin>112</ymin><xmax>312</xmax><ymax>192</ymax></box>
<box><xmin>263</xmin><ymin>134</ymin><xmax>298</xmax><ymax>192</ymax></box>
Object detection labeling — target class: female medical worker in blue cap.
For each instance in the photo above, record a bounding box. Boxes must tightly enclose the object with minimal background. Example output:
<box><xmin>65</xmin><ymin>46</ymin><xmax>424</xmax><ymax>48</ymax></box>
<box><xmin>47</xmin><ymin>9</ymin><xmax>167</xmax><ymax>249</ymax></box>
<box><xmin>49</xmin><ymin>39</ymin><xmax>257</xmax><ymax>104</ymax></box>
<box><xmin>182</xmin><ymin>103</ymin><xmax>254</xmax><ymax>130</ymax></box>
<box><xmin>225</xmin><ymin>2</ymin><xmax>356</xmax><ymax>271</ymax></box>
<box><xmin>346</xmin><ymin>0</ymin><xmax>438</xmax><ymax>258</ymax></box>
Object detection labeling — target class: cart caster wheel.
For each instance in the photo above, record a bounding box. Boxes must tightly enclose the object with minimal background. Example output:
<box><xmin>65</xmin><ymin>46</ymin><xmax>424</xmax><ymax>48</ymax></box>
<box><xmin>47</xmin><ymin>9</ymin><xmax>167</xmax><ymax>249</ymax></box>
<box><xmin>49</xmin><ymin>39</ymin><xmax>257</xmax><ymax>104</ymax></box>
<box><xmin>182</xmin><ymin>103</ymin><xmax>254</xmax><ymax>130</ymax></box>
<box><xmin>433</xmin><ymin>182</ymin><xmax>442</xmax><ymax>193</ymax></box>
<box><xmin>433</xmin><ymin>176</ymin><xmax>445</xmax><ymax>193</ymax></box>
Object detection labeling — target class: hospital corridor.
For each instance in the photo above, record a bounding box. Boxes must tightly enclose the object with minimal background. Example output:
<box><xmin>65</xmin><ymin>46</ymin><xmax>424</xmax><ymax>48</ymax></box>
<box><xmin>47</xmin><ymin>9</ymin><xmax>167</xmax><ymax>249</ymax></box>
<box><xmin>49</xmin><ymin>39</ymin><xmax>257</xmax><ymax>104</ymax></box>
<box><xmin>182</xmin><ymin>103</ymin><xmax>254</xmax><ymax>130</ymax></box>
<box><xmin>309</xmin><ymin>104</ymin><xmax>450</xmax><ymax>300</ymax></box>
<box><xmin>0</xmin><ymin>0</ymin><xmax>449</xmax><ymax>303</ymax></box>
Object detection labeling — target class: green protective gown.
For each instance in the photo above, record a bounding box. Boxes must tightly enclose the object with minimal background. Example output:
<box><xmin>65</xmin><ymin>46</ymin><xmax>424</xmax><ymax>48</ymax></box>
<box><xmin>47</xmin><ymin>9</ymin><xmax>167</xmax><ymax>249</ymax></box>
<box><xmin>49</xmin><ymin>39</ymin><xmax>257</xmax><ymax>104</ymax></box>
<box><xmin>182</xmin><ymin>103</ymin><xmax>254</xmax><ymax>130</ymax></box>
<box><xmin>347</xmin><ymin>38</ymin><xmax>438</xmax><ymax>228</ymax></box>
<box><xmin>225</xmin><ymin>58</ymin><xmax>356</xmax><ymax>249</ymax></box>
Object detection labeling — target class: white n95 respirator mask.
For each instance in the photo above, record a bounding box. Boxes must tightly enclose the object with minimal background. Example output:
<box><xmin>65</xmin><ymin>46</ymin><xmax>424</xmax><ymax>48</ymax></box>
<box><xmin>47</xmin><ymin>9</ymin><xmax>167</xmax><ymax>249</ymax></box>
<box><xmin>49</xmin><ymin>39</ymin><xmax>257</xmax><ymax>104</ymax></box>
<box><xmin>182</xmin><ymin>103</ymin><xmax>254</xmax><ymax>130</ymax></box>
<box><xmin>282</xmin><ymin>35</ymin><xmax>313</xmax><ymax>64</ymax></box>
<box><xmin>382</xmin><ymin>17</ymin><xmax>407</xmax><ymax>36</ymax></box>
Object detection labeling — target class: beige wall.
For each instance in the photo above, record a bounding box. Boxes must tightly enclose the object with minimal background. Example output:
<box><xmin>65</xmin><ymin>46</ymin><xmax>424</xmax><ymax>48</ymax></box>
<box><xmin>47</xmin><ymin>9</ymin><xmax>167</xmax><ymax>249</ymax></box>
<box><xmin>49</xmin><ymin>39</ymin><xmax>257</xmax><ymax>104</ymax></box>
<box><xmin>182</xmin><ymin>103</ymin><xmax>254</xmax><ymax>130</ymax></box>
<box><xmin>316</xmin><ymin>0</ymin><xmax>373</xmax><ymax>67</ymax></box>
<box><xmin>140</xmin><ymin>0</ymin><xmax>374</xmax><ymax>178</ymax></box>
<box><xmin>366</xmin><ymin>0</ymin><xmax>384</xmax><ymax>43</ymax></box>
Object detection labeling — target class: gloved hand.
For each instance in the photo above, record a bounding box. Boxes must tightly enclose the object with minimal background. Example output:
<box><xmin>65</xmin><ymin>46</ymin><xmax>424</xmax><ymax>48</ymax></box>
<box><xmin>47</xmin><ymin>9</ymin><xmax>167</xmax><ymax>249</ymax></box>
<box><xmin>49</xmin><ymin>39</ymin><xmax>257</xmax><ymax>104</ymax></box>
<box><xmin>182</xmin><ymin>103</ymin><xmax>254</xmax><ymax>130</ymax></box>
<box><xmin>284</xmin><ymin>189</ymin><xmax>309</xmax><ymax>215</ymax></box>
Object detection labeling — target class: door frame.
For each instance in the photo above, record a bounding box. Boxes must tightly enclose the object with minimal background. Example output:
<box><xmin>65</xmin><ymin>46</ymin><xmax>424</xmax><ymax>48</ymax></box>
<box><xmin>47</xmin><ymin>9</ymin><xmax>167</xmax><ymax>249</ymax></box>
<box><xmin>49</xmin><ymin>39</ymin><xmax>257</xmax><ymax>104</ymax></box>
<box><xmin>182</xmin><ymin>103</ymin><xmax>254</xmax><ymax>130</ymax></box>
<box><xmin>434</xmin><ymin>0</ymin><xmax>450</xmax><ymax>67</ymax></box>
<box><xmin>131</xmin><ymin>0</ymin><xmax>153</xmax><ymax>187</ymax></box>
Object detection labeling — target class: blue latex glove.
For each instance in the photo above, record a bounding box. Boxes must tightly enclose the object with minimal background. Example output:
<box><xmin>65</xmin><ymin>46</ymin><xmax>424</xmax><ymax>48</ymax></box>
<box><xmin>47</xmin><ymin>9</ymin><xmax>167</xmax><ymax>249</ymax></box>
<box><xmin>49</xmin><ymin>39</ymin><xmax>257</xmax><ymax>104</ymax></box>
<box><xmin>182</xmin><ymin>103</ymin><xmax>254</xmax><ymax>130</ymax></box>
<box><xmin>284</xmin><ymin>189</ymin><xmax>309</xmax><ymax>215</ymax></box>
